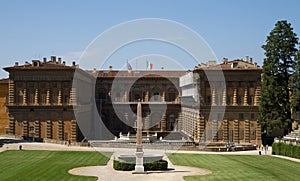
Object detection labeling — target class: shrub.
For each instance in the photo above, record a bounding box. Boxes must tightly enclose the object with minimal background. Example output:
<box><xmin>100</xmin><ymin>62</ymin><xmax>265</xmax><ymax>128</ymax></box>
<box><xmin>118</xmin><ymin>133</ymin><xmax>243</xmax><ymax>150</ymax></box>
<box><xmin>272</xmin><ymin>142</ymin><xmax>300</xmax><ymax>159</ymax></box>
<box><xmin>113</xmin><ymin>160</ymin><xmax>168</xmax><ymax>171</ymax></box>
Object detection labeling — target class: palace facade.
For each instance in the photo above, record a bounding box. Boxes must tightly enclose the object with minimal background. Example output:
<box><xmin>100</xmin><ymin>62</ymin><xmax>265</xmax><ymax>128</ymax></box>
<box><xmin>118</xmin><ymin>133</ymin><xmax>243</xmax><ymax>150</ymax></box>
<box><xmin>180</xmin><ymin>58</ymin><xmax>262</xmax><ymax>145</ymax></box>
<box><xmin>1</xmin><ymin>56</ymin><xmax>262</xmax><ymax>145</ymax></box>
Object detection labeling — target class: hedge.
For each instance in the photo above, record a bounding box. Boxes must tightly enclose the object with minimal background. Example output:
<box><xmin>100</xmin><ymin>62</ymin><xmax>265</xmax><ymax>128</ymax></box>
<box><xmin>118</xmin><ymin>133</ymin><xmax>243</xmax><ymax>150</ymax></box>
<box><xmin>272</xmin><ymin>142</ymin><xmax>300</xmax><ymax>159</ymax></box>
<box><xmin>113</xmin><ymin>159</ymin><xmax>168</xmax><ymax>171</ymax></box>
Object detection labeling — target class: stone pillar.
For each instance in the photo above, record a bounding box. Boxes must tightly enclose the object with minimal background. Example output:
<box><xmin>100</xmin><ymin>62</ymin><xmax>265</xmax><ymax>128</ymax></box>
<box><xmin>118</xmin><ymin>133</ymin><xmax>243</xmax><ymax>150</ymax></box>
<box><xmin>233</xmin><ymin>120</ymin><xmax>239</xmax><ymax>143</ymax></box>
<box><xmin>244</xmin><ymin>120</ymin><xmax>250</xmax><ymax>143</ymax></box>
<box><xmin>34</xmin><ymin>120</ymin><xmax>40</xmax><ymax>138</ymax></box>
<box><xmin>196</xmin><ymin>114</ymin><xmax>201</xmax><ymax>142</ymax></box>
<box><xmin>46</xmin><ymin>120</ymin><xmax>52</xmax><ymax>139</ymax></box>
<box><xmin>144</xmin><ymin>91</ymin><xmax>149</xmax><ymax>102</ymax></box>
<box><xmin>256</xmin><ymin>124</ymin><xmax>262</xmax><ymax>145</ymax></box>
<box><xmin>34</xmin><ymin>89</ymin><xmax>39</xmax><ymax>105</ymax></box>
<box><xmin>222</xmin><ymin>88</ymin><xmax>227</xmax><ymax>106</ymax></box>
<box><xmin>23</xmin><ymin>120</ymin><xmax>28</xmax><ymax>137</ymax></box>
<box><xmin>212</xmin><ymin>120</ymin><xmax>218</xmax><ymax>142</ymax></box>
<box><xmin>233</xmin><ymin>88</ymin><xmax>238</xmax><ymax>106</ymax></box>
<box><xmin>71</xmin><ymin>120</ymin><xmax>77</xmax><ymax>142</ymax></box>
<box><xmin>199</xmin><ymin>114</ymin><xmax>205</xmax><ymax>142</ymax></box>
<box><xmin>223</xmin><ymin>120</ymin><xmax>228</xmax><ymax>142</ymax></box>
<box><xmin>58</xmin><ymin>90</ymin><xmax>62</xmax><ymax>105</ymax></box>
<box><xmin>160</xmin><ymin>114</ymin><xmax>167</xmax><ymax>132</ymax></box>
<box><xmin>46</xmin><ymin>90</ymin><xmax>50</xmax><ymax>105</ymax></box>
<box><xmin>162</xmin><ymin>91</ymin><xmax>165</xmax><ymax>102</ymax></box>
<box><xmin>9</xmin><ymin>114</ymin><xmax>15</xmax><ymax>134</ymax></box>
<box><xmin>243</xmin><ymin>88</ymin><xmax>248</xmax><ymax>106</ymax></box>
<box><xmin>211</xmin><ymin>88</ymin><xmax>216</xmax><ymax>106</ymax></box>
<box><xmin>123</xmin><ymin>91</ymin><xmax>128</xmax><ymax>102</ymax></box>
<box><xmin>8</xmin><ymin>80</ymin><xmax>15</xmax><ymax>105</ymax></box>
<box><xmin>254</xmin><ymin>87</ymin><xmax>261</xmax><ymax>106</ymax></box>
<box><xmin>58</xmin><ymin>120</ymin><xmax>64</xmax><ymax>140</ymax></box>
<box><xmin>70</xmin><ymin>88</ymin><xmax>77</xmax><ymax>105</ymax></box>
<box><xmin>23</xmin><ymin>89</ymin><xmax>27</xmax><ymax>105</ymax></box>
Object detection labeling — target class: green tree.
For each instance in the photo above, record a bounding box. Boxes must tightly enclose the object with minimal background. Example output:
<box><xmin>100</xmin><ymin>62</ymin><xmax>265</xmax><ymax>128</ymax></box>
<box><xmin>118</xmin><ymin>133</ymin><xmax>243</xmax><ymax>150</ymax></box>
<box><xmin>290</xmin><ymin>50</ymin><xmax>300</xmax><ymax>118</ymax></box>
<box><xmin>259</xmin><ymin>20</ymin><xmax>299</xmax><ymax>137</ymax></box>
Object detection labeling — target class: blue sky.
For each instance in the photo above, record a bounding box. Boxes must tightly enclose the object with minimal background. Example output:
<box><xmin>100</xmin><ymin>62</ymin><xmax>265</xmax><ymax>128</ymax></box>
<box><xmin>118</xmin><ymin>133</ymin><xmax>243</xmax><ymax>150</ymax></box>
<box><xmin>0</xmin><ymin>0</ymin><xmax>300</xmax><ymax>77</ymax></box>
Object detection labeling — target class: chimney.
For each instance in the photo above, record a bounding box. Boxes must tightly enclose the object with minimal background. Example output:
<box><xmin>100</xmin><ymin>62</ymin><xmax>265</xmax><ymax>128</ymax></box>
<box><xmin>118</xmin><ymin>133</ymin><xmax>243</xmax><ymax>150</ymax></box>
<box><xmin>222</xmin><ymin>58</ymin><xmax>228</xmax><ymax>64</ymax></box>
<box><xmin>58</xmin><ymin>57</ymin><xmax>62</xmax><ymax>64</ymax></box>
<box><xmin>72</xmin><ymin>61</ymin><xmax>76</xmax><ymax>66</ymax></box>
<box><xmin>62</xmin><ymin>61</ymin><xmax>66</xmax><ymax>65</ymax></box>
<box><xmin>51</xmin><ymin>56</ymin><xmax>56</xmax><ymax>63</ymax></box>
<box><xmin>43</xmin><ymin>57</ymin><xmax>47</xmax><ymax>62</ymax></box>
<box><xmin>250</xmin><ymin>57</ymin><xmax>253</xmax><ymax>64</ymax></box>
<box><xmin>245</xmin><ymin>56</ymin><xmax>249</xmax><ymax>63</ymax></box>
<box><xmin>109</xmin><ymin>66</ymin><xmax>113</xmax><ymax>71</ymax></box>
<box><xmin>14</xmin><ymin>62</ymin><xmax>19</xmax><ymax>66</ymax></box>
<box><xmin>254</xmin><ymin>62</ymin><xmax>257</xmax><ymax>67</ymax></box>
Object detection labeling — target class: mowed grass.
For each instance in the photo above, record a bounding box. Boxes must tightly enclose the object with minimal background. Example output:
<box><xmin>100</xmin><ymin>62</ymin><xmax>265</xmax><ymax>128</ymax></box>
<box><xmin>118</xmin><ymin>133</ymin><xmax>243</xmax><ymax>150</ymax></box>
<box><xmin>169</xmin><ymin>154</ymin><xmax>300</xmax><ymax>181</ymax></box>
<box><xmin>0</xmin><ymin>150</ymin><xmax>111</xmax><ymax>181</ymax></box>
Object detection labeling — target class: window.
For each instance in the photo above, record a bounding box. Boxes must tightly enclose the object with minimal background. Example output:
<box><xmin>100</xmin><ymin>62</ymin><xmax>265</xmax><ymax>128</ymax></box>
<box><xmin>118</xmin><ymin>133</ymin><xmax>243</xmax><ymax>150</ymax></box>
<box><xmin>135</xmin><ymin>94</ymin><xmax>140</xmax><ymax>101</ymax></box>
<box><xmin>40</xmin><ymin>94</ymin><xmax>46</xmax><ymax>104</ymax></box>
<box><xmin>239</xmin><ymin>113</ymin><xmax>244</xmax><ymax>119</ymax></box>
<box><xmin>251</xmin><ymin>130</ymin><xmax>256</xmax><ymax>140</ymax></box>
<box><xmin>29</xmin><ymin>126</ymin><xmax>34</xmax><ymax>132</ymax></box>
<box><xmin>63</xmin><ymin>94</ymin><xmax>69</xmax><ymax>104</ymax></box>
<box><xmin>227</xmin><ymin>96</ymin><xmax>232</xmax><ymax>105</ymax></box>
<box><xmin>16</xmin><ymin>82</ymin><xmax>23</xmax><ymax>88</ymax></box>
<box><xmin>232</xmin><ymin>62</ymin><xmax>238</xmax><ymax>68</ymax></box>
<box><xmin>227</xmin><ymin>81</ymin><xmax>233</xmax><ymax>87</ymax></box>
<box><xmin>238</xmin><ymin>81</ymin><xmax>243</xmax><ymax>87</ymax></box>
<box><xmin>251</xmin><ymin>113</ymin><xmax>255</xmax><ymax>120</ymax></box>
<box><xmin>168</xmin><ymin>88</ymin><xmax>176</xmax><ymax>102</ymax></box>
<box><xmin>238</xmin><ymin>95</ymin><xmax>243</xmax><ymax>105</ymax></box>
<box><xmin>29</xmin><ymin>93</ymin><xmax>34</xmax><ymax>104</ymax></box>
<box><xmin>29</xmin><ymin>82</ymin><xmax>34</xmax><ymax>88</ymax></box>
<box><xmin>52</xmin><ymin>82</ymin><xmax>57</xmax><ymax>88</ymax></box>
<box><xmin>249</xmin><ymin>81</ymin><xmax>255</xmax><ymax>88</ymax></box>
<box><xmin>206</xmin><ymin>96</ymin><xmax>211</xmax><ymax>105</ymax></box>
<box><xmin>63</xmin><ymin>82</ymin><xmax>70</xmax><ymax>88</ymax></box>
<box><xmin>153</xmin><ymin>92</ymin><xmax>159</xmax><ymax>101</ymax></box>
<box><xmin>40</xmin><ymin>82</ymin><xmax>46</xmax><ymax>88</ymax></box>
<box><xmin>248</xmin><ymin>95</ymin><xmax>254</xmax><ymax>105</ymax></box>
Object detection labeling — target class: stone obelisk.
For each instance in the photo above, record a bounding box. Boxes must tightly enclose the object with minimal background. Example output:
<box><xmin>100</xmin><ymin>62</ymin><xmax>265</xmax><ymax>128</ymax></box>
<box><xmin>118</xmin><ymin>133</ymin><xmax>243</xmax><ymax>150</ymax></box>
<box><xmin>134</xmin><ymin>101</ymin><xmax>145</xmax><ymax>173</ymax></box>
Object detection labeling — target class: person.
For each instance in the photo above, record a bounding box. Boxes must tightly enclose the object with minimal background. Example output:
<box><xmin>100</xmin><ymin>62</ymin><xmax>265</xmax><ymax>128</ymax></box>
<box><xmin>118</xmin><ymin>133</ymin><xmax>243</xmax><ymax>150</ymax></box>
<box><xmin>261</xmin><ymin>143</ymin><xmax>264</xmax><ymax>151</ymax></box>
<box><xmin>68</xmin><ymin>139</ymin><xmax>71</xmax><ymax>146</ymax></box>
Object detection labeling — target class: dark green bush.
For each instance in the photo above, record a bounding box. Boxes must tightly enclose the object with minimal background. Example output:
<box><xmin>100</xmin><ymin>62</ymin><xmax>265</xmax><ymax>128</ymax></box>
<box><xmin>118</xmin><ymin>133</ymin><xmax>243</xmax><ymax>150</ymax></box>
<box><xmin>272</xmin><ymin>142</ymin><xmax>300</xmax><ymax>159</ymax></box>
<box><xmin>113</xmin><ymin>159</ymin><xmax>168</xmax><ymax>171</ymax></box>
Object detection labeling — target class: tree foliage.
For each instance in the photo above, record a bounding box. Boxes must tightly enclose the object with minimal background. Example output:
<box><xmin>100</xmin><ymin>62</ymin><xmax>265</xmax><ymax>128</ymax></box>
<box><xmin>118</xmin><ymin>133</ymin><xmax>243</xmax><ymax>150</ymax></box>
<box><xmin>259</xmin><ymin>20</ymin><xmax>299</xmax><ymax>136</ymax></box>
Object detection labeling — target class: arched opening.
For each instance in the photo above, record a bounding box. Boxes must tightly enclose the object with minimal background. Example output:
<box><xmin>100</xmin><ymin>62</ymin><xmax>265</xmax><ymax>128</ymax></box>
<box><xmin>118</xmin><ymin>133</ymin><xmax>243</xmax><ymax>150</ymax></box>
<box><xmin>150</xmin><ymin>87</ymin><xmax>161</xmax><ymax>102</ymax></box>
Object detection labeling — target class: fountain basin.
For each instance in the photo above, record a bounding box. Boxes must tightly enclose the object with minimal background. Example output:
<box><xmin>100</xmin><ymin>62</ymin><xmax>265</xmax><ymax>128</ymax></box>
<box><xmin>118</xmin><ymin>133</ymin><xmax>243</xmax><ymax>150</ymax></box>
<box><xmin>117</xmin><ymin>154</ymin><xmax>164</xmax><ymax>163</ymax></box>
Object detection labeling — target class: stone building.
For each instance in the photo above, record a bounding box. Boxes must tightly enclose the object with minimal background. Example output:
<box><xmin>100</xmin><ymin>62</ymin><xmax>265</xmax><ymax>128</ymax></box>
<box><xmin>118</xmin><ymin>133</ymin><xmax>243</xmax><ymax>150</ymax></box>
<box><xmin>3</xmin><ymin>57</ymin><xmax>83</xmax><ymax>142</ymax></box>
<box><xmin>95</xmin><ymin>69</ymin><xmax>186</xmax><ymax>137</ymax></box>
<box><xmin>2</xmin><ymin>56</ymin><xmax>262</xmax><ymax>145</ymax></box>
<box><xmin>0</xmin><ymin>78</ymin><xmax>9</xmax><ymax>134</ymax></box>
<box><xmin>180</xmin><ymin>58</ymin><xmax>262</xmax><ymax>145</ymax></box>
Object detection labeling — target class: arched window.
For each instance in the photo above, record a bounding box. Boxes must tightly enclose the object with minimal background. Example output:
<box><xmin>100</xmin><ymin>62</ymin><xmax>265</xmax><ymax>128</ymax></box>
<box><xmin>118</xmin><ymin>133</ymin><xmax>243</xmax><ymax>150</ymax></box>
<box><xmin>150</xmin><ymin>87</ymin><xmax>161</xmax><ymax>102</ymax></box>
<box><xmin>168</xmin><ymin>115</ymin><xmax>175</xmax><ymax>131</ymax></box>
<box><xmin>167</xmin><ymin>88</ymin><xmax>176</xmax><ymax>102</ymax></box>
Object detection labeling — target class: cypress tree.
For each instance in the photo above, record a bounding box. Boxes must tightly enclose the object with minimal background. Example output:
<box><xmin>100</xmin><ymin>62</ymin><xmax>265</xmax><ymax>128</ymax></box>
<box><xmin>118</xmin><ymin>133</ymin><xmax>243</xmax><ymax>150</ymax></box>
<box><xmin>259</xmin><ymin>20</ymin><xmax>298</xmax><ymax>136</ymax></box>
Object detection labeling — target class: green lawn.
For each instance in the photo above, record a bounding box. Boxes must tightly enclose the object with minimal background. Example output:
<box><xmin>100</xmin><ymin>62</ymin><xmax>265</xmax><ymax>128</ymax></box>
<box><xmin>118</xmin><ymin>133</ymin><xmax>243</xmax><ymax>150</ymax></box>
<box><xmin>169</xmin><ymin>154</ymin><xmax>300</xmax><ymax>181</ymax></box>
<box><xmin>0</xmin><ymin>150</ymin><xmax>111</xmax><ymax>181</ymax></box>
